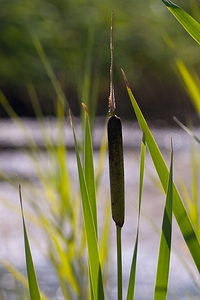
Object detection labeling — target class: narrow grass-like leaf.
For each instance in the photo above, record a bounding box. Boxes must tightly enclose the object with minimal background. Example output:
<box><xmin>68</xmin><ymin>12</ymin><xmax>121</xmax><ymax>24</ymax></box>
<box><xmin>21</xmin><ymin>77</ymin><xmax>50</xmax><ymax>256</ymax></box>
<box><xmin>173</xmin><ymin>116</ymin><xmax>200</xmax><ymax>144</ymax></box>
<box><xmin>79</xmin><ymin>29</ymin><xmax>94</xmax><ymax>121</ymax></box>
<box><xmin>80</xmin><ymin>28</ymin><xmax>94</xmax><ymax>109</ymax></box>
<box><xmin>27</xmin><ymin>84</ymin><xmax>56</xmax><ymax>154</ymax></box>
<box><xmin>154</xmin><ymin>145</ymin><xmax>173</xmax><ymax>300</ymax></box>
<box><xmin>48</xmin><ymin>232</ymin><xmax>80</xmax><ymax>296</ymax></box>
<box><xmin>127</xmin><ymin>134</ymin><xmax>146</xmax><ymax>300</ymax></box>
<box><xmin>0</xmin><ymin>258</ymin><xmax>28</xmax><ymax>290</ymax></box>
<box><xmin>122</xmin><ymin>69</ymin><xmax>200</xmax><ymax>272</ymax></box>
<box><xmin>56</xmin><ymin>102</ymin><xmax>71</xmax><ymax>214</ymax></box>
<box><xmin>96</xmin><ymin>123</ymin><xmax>107</xmax><ymax>189</ymax></box>
<box><xmin>31</xmin><ymin>32</ymin><xmax>67</xmax><ymax>109</ymax></box>
<box><xmin>78</xmin><ymin>28</ymin><xmax>100</xmax><ymax>128</ymax></box>
<box><xmin>19</xmin><ymin>185</ymin><xmax>41</xmax><ymax>300</ymax></box>
<box><xmin>99</xmin><ymin>203</ymin><xmax>110</xmax><ymax>266</ymax></box>
<box><xmin>161</xmin><ymin>0</ymin><xmax>200</xmax><ymax>45</ymax></box>
<box><xmin>70</xmin><ymin>113</ymin><xmax>104</xmax><ymax>300</ymax></box>
<box><xmin>89</xmin><ymin>73</ymin><xmax>100</xmax><ymax>128</ymax></box>
<box><xmin>191</xmin><ymin>147</ymin><xmax>199</xmax><ymax>232</ymax></box>
<box><xmin>176</xmin><ymin>60</ymin><xmax>200</xmax><ymax>116</ymax></box>
<box><xmin>0</xmin><ymin>91</ymin><xmax>50</xmax><ymax>183</ymax></box>
<box><xmin>49</xmin><ymin>253</ymin><xmax>71</xmax><ymax>300</ymax></box>
<box><xmin>28</xmin><ymin>83</ymin><xmax>71</xmax><ymax>215</ymax></box>
<box><xmin>82</xmin><ymin>103</ymin><xmax>98</xmax><ymax>300</ymax></box>
<box><xmin>83</xmin><ymin>103</ymin><xmax>97</xmax><ymax>234</ymax></box>
<box><xmin>177</xmin><ymin>176</ymin><xmax>193</xmax><ymax>218</ymax></box>
<box><xmin>0</xmin><ymin>91</ymin><xmax>37</xmax><ymax>150</ymax></box>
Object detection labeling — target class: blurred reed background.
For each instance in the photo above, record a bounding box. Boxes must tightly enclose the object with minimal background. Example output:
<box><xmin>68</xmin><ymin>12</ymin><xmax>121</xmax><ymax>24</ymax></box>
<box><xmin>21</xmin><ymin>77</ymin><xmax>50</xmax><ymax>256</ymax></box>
<box><xmin>1</xmin><ymin>0</ymin><xmax>200</xmax><ymax>123</ymax></box>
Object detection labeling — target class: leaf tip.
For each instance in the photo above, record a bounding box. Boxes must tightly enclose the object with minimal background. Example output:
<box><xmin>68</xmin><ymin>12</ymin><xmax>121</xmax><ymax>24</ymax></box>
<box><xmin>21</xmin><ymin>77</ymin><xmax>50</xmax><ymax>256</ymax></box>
<box><xmin>19</xmin><ymin>184</ymin><xmax>23</xmax><ymax>210</ymax></box>
<box><xmin>121</xmin><ymin>68</ymin><xmax>130</xmax><ymax>89</ymax></box>
<box><xmin>171</xmin><ymin>137</ymin><xmax>173</xmax><ymax>154</ymax></box>
<box><xmin>82</xmin><ymin>102</ymin><xmax>88</xmax><ymax>114</ymax></box>
<box><xmin>69</xmin><ymin>109</ymin><xmax>73</xmax><ymax>127</ymax></box>
<box><xmin>162</xmin><ymin>0</ymin><xmax>177</xmax><ymax>8</ymax></box>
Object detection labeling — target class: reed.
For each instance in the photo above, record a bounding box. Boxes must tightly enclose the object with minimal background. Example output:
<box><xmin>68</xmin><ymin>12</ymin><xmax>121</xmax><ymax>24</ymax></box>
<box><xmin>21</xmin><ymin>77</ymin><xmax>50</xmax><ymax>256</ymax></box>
<box><xmin>107</xmin><ymin>14</ymin><xmax>124</xmax><ymax>300</ymax></box>
<box><xmin>1</xmin><ymin>4</ymin><xmax>200</xmax><ymax>300</ymax></box>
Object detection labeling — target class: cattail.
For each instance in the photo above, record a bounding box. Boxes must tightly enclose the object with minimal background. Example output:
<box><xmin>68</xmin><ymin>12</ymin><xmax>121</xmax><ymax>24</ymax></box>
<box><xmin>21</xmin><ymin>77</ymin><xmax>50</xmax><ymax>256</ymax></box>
<box><xmin>107</xmin><ymin>114</ymin><xmax>124</xmax><ymax>227</ymax></box>
<box><xmin>108</xmin><ymin>13</ymin><xmax>124</xmax><ymax>300</ymax></box>
<box><xmin>107</xmin><ymin>12</ymin><xmax>125</xmax><ymax>228</ymax></box>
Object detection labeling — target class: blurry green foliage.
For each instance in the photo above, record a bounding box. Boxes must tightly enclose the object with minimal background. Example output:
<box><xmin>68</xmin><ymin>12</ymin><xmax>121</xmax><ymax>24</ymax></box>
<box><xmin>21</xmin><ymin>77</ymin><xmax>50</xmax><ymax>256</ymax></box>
<box><xmin>1</xmin><ymin>0</ymin><xmax>200</xmax><ymax>116</ymax></box>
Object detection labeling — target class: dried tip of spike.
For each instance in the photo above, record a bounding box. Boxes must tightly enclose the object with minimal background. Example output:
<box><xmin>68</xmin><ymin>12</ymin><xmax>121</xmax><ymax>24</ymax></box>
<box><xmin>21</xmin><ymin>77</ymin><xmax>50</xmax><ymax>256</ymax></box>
<box><xmin>19</xmin><ymin>184</ymin><xmax>21</xmax><ymax>193</ymax></box>
<box><xmin>108</xmin><ymin>95</ymin><xmax>112</xmax><ymax>111</ymax></box>
<box><xmin>121</xmin><ymin>68</ymin><xmax>130</xmax><ymax>89</ymax></box>
<box><xmin>82</xmin><ymin>102</ymin><xmax>88</xmax><ymax>114</ymax></box>
<box><xmin>109</xmin><ymin>94</ymin><xmax>115</xmax><ymax>113</ymax></box>
<box><xmin>111</xmin><ymin>12</ymin><xmax>114</xmax><ymax>38</ymax></box>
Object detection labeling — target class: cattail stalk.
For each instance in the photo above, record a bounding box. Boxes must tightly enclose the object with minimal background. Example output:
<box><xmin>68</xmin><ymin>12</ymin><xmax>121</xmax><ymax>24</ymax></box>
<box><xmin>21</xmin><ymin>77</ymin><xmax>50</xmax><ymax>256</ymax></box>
<box><xmin>107</xmin><ymin>12</ymin><xmax>124</xmax><ymax>300</ymax></box>
<box><xmin>117</xmin><ymin>226</ymin><xmax>122</xmax><ymax>300</ymax></box>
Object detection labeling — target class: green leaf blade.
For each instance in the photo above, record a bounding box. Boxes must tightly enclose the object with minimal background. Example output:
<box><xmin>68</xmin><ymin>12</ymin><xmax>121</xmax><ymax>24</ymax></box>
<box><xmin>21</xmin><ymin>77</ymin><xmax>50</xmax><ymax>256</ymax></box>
<box><xmin>83</xmin><ymin>103</ymin><xmax>98</xmax><ymax>235</ymax></box>
<box><xmin>176</xmin><ymin>60</ymin><xmax>200</xmax><ymax>116</ymax></box>
<box><xmin>154</xmin><ymin>147</ymin><xmax>173</xmax><ymax>300</ymax></box>
<box><xmin>122</xmin><ymin>70</ymin><xmax>200</xmax><ymax>272</ymax></box>
<box><xmin>173</xmin><ymin>116</ymin><xmax>200</xmax><ymax>144</ymax></box>
<box><xmin>19</xmin><ymin>185</ymin><xmax>41</xmax><ymax>300</ymax></box>
<box><xmin>70</xmin><ymin>115</ymin><xmax>104</xmax><ymax>300</ymax></box>
<box><xmin>162</xmin><ymin>0</ymin><xmax>200</xmax><ymax>45</ymax></box>
<box><xmin>127</xmin><ymin>134</ymin><xmax>146</xmax><ymax>300</ymax></box>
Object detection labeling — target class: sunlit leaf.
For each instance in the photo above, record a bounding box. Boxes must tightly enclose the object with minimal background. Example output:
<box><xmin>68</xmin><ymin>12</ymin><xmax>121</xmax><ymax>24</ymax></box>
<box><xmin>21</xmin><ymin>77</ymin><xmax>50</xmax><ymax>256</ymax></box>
<box><xmin>176</xmin><ymin>60</ymin><xmax>200</xmax><ymax>116</ymax></box>
<box><xmin>70</xmin><ymin>113</ymin><xmax>104</xmax><ymax>300</ymax></box>
<box><xmin>154</xmin><ymin>145</ymin><xmax>173</xmax><ymax>300</ymax></box>
<box><xmin>127</xmin><ymin>134</ymin><xmax>146</xmax><ymax>300</ymax></box>
<box><xmin>122</xmin><ymin>69</ymin><xmax>200</xmax><ymax>272</ymax></box>
<box><xmin>19</xmin><ymin>185</ymin><xmax>41</xmax><ymax>300</ymax></box>
<box><xmin>83</xmin><ymin>103</ymin><xmax>97</xmax><ymax>234</ymax></box>
<box><xmin>173</xmin><ymin>116</ymin><xmax>200</xmax><ymax>144</ymax></box>
<box><xmin>161</xmin><ymin>0</ymin><xmax>200</xmax><ymax>45</ymax></box>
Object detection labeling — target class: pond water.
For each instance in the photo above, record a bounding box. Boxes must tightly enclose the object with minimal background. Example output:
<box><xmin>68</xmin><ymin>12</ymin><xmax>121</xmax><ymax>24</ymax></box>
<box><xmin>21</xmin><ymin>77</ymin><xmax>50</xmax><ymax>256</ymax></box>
<box><xmin>0</xmin><ymin>118</ymin><xmax>199</xmax><ymax>299</ymax></box>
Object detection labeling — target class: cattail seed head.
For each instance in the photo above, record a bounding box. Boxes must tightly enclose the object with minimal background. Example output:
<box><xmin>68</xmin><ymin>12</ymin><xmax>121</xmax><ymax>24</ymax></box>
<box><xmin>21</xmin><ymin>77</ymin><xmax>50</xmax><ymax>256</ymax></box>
<box><xmin>107</xmin><ymin>114</ymin><xmax>124</xmax><ymax>228</ymax></box>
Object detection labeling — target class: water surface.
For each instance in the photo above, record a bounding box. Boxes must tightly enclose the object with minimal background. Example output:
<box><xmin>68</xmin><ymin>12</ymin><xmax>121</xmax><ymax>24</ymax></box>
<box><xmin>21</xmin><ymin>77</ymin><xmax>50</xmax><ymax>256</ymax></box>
<box><xmin>0</xmin><ymin>118</ymin><xmax>199</xmax><ymax>299</ymax></box>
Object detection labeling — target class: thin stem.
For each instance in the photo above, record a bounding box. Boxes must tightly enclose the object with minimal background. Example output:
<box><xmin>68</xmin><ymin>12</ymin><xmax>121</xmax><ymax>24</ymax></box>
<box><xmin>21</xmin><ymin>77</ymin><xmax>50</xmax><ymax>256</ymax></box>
<box><xmin>116</xmin><ymin>226</ymin><xmax>122</xmax><ymax>300</ymax></box>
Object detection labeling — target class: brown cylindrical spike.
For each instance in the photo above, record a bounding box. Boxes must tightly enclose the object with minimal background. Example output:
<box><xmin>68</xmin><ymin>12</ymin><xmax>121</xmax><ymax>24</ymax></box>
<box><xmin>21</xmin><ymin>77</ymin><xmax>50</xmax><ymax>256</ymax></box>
<box><xmin>107</xmin><ymin>115</ymin><xmax>124</xmax><ymax>227</ymax></box>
